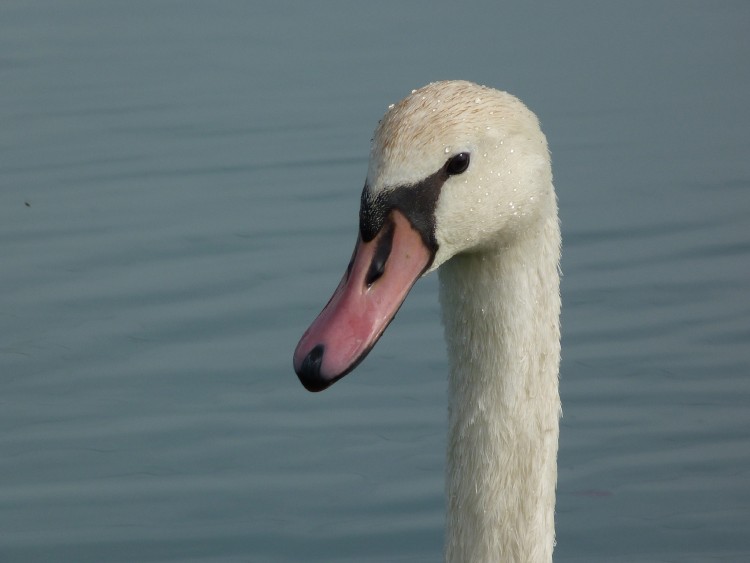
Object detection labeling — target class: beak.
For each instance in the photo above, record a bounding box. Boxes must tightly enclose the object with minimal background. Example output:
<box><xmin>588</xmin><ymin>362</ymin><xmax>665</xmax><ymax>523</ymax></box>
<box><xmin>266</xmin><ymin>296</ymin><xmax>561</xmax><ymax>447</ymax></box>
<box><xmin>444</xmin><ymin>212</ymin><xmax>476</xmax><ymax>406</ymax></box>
<box><xmin>293</xmin><ymin>209</ymin><xmax>433</xmax><ymax>391</ymax></box>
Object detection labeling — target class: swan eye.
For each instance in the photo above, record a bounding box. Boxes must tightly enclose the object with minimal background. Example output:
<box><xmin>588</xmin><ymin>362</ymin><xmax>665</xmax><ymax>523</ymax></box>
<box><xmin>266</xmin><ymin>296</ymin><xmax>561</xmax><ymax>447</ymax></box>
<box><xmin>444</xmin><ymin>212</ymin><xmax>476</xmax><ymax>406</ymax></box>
<box><xmin>445</xmin><ymin>152</ymin><xmax>470</xmax><ymax>176</ymax></box>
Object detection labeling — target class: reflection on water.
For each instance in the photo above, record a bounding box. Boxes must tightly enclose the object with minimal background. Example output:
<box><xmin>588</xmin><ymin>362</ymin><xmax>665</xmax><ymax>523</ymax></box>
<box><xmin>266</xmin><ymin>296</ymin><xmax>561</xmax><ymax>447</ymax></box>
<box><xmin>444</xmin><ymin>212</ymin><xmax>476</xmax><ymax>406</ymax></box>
<box><xmin>1</xmin><ymin>1</ymin><xmax>749</xmax><ymax>561</ymax></box>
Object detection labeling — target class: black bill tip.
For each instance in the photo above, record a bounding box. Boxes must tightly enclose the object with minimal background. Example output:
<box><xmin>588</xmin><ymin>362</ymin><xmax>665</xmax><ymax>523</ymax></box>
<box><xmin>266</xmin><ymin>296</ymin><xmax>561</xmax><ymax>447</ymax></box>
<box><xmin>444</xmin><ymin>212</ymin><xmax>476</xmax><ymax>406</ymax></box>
<box><xmin>296</xmin><ymin>344</ymin><xmax>330</xmax><ymax>392</ymax></box>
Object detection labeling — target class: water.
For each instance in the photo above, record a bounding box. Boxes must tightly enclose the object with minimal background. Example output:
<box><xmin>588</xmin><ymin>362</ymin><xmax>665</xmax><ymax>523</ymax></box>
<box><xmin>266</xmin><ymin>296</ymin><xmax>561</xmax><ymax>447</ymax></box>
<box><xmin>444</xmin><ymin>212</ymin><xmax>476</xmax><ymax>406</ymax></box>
<box><xmin>1</xmin><ymin>1</ymin><xmax>749</xmax><ymax>561</ymax></box>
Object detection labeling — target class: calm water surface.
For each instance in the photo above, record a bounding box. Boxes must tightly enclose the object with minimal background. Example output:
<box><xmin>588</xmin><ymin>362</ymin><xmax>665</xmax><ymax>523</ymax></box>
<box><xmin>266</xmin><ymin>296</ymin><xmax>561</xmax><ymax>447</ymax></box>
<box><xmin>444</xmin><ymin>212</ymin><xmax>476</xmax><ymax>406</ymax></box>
<box><xmin>1</xmin><ymin>2</ymin><xmax>749</xmax><ymax>561</ymax></box>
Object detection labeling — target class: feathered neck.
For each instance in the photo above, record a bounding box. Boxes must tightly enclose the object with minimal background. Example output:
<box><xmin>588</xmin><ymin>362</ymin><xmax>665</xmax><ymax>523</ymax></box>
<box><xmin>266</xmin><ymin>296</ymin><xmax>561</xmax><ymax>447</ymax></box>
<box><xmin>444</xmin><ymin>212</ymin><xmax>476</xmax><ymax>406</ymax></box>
<box><xmin>438</xmin><ymin>215</ymin><xmax>561</xmax><ymax>563</ymax></box>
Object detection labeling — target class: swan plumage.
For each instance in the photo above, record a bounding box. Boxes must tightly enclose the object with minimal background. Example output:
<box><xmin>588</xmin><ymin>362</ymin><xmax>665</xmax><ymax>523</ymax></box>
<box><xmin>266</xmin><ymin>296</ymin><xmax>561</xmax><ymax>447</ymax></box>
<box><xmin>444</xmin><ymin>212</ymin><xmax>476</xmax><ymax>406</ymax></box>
<box><xmin>294</xmin><ymin>80</ymin><xmax>561</xmax><ymax>563</ymax></box>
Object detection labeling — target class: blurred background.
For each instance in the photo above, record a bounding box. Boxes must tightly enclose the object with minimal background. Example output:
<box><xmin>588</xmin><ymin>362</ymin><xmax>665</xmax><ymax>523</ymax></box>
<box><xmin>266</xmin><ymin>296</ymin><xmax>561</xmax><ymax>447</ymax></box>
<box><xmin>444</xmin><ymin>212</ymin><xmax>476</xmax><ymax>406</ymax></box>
<box><xmin>1</xmin><ymin>1</ymin><xmax>749</xmax><ymax>561</ymax></box>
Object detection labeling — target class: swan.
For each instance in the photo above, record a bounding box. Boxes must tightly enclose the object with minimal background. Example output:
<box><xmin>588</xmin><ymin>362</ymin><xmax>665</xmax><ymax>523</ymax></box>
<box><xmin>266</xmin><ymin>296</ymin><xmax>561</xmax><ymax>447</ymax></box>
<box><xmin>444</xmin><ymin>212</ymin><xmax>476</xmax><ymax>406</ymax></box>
<box><xmin>293</xmin><ymin>80</ymin><xmax>561</xmax><ymax>563</ymax></box>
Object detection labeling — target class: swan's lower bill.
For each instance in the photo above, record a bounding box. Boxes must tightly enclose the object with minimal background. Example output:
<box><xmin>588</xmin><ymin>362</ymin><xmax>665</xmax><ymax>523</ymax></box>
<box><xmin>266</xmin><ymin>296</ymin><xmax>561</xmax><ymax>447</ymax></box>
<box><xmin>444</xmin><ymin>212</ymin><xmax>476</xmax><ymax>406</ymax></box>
<box><xmin>294</xmin><ymin>210</ymin><xmax>432</xmax><ymax>391</ymax></box>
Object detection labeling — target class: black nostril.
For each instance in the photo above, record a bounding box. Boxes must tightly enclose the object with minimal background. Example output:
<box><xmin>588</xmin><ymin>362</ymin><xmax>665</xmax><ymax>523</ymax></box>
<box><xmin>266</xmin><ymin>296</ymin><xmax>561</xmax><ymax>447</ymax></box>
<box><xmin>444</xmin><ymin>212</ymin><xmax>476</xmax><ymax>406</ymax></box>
<box><xmin>365</xmin><ymin>220</ymin><xmax>395</xmax><ymax>287</ymax></box>
<box><xmin>365</xmin><ymin>252</ymin><xmax>386</xmax><ymax>286</ymax></box>
<box><xmin>297</xmin><ymin>344</ymin><xmax>327</xmax><ymax>392</ymax></box>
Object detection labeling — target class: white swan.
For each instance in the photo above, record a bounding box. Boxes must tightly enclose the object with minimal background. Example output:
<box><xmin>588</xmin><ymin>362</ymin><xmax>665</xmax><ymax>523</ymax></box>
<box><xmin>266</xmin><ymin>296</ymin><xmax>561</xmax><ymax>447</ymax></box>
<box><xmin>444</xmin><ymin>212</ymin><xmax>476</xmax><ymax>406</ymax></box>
<box><xmin>294</xmin><ymin>80</ymin><xmax>561</xmax><ymax>563</ymax></box>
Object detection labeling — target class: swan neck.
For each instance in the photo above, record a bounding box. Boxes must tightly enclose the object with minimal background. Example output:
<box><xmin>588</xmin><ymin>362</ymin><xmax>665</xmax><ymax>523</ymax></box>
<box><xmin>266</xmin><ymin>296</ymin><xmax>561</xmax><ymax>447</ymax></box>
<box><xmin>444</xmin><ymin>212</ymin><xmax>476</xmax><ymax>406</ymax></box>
<box><xmin>438</xmin><ymin>220</ymin><xmax>561</xmax><ymax>563</ymax></box>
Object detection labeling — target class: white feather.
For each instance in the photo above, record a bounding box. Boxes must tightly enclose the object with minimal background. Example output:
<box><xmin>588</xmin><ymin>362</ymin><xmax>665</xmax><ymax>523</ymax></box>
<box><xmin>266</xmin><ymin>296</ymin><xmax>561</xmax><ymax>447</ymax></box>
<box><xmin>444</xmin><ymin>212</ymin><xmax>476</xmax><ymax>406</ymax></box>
<box><xmin>370</xmin><ymin>81</ymin><xmax>561</xmax><ymax>563</ymax></box>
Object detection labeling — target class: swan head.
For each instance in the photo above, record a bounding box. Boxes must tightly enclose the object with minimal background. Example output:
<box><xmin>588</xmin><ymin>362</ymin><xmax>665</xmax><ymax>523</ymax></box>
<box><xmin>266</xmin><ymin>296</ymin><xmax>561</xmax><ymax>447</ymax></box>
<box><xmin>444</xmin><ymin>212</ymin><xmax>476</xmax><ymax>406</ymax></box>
<box><xmin>294</xmin><ymin>80</ymin><xmax>553</xmax><ymax>391</ymax></box>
